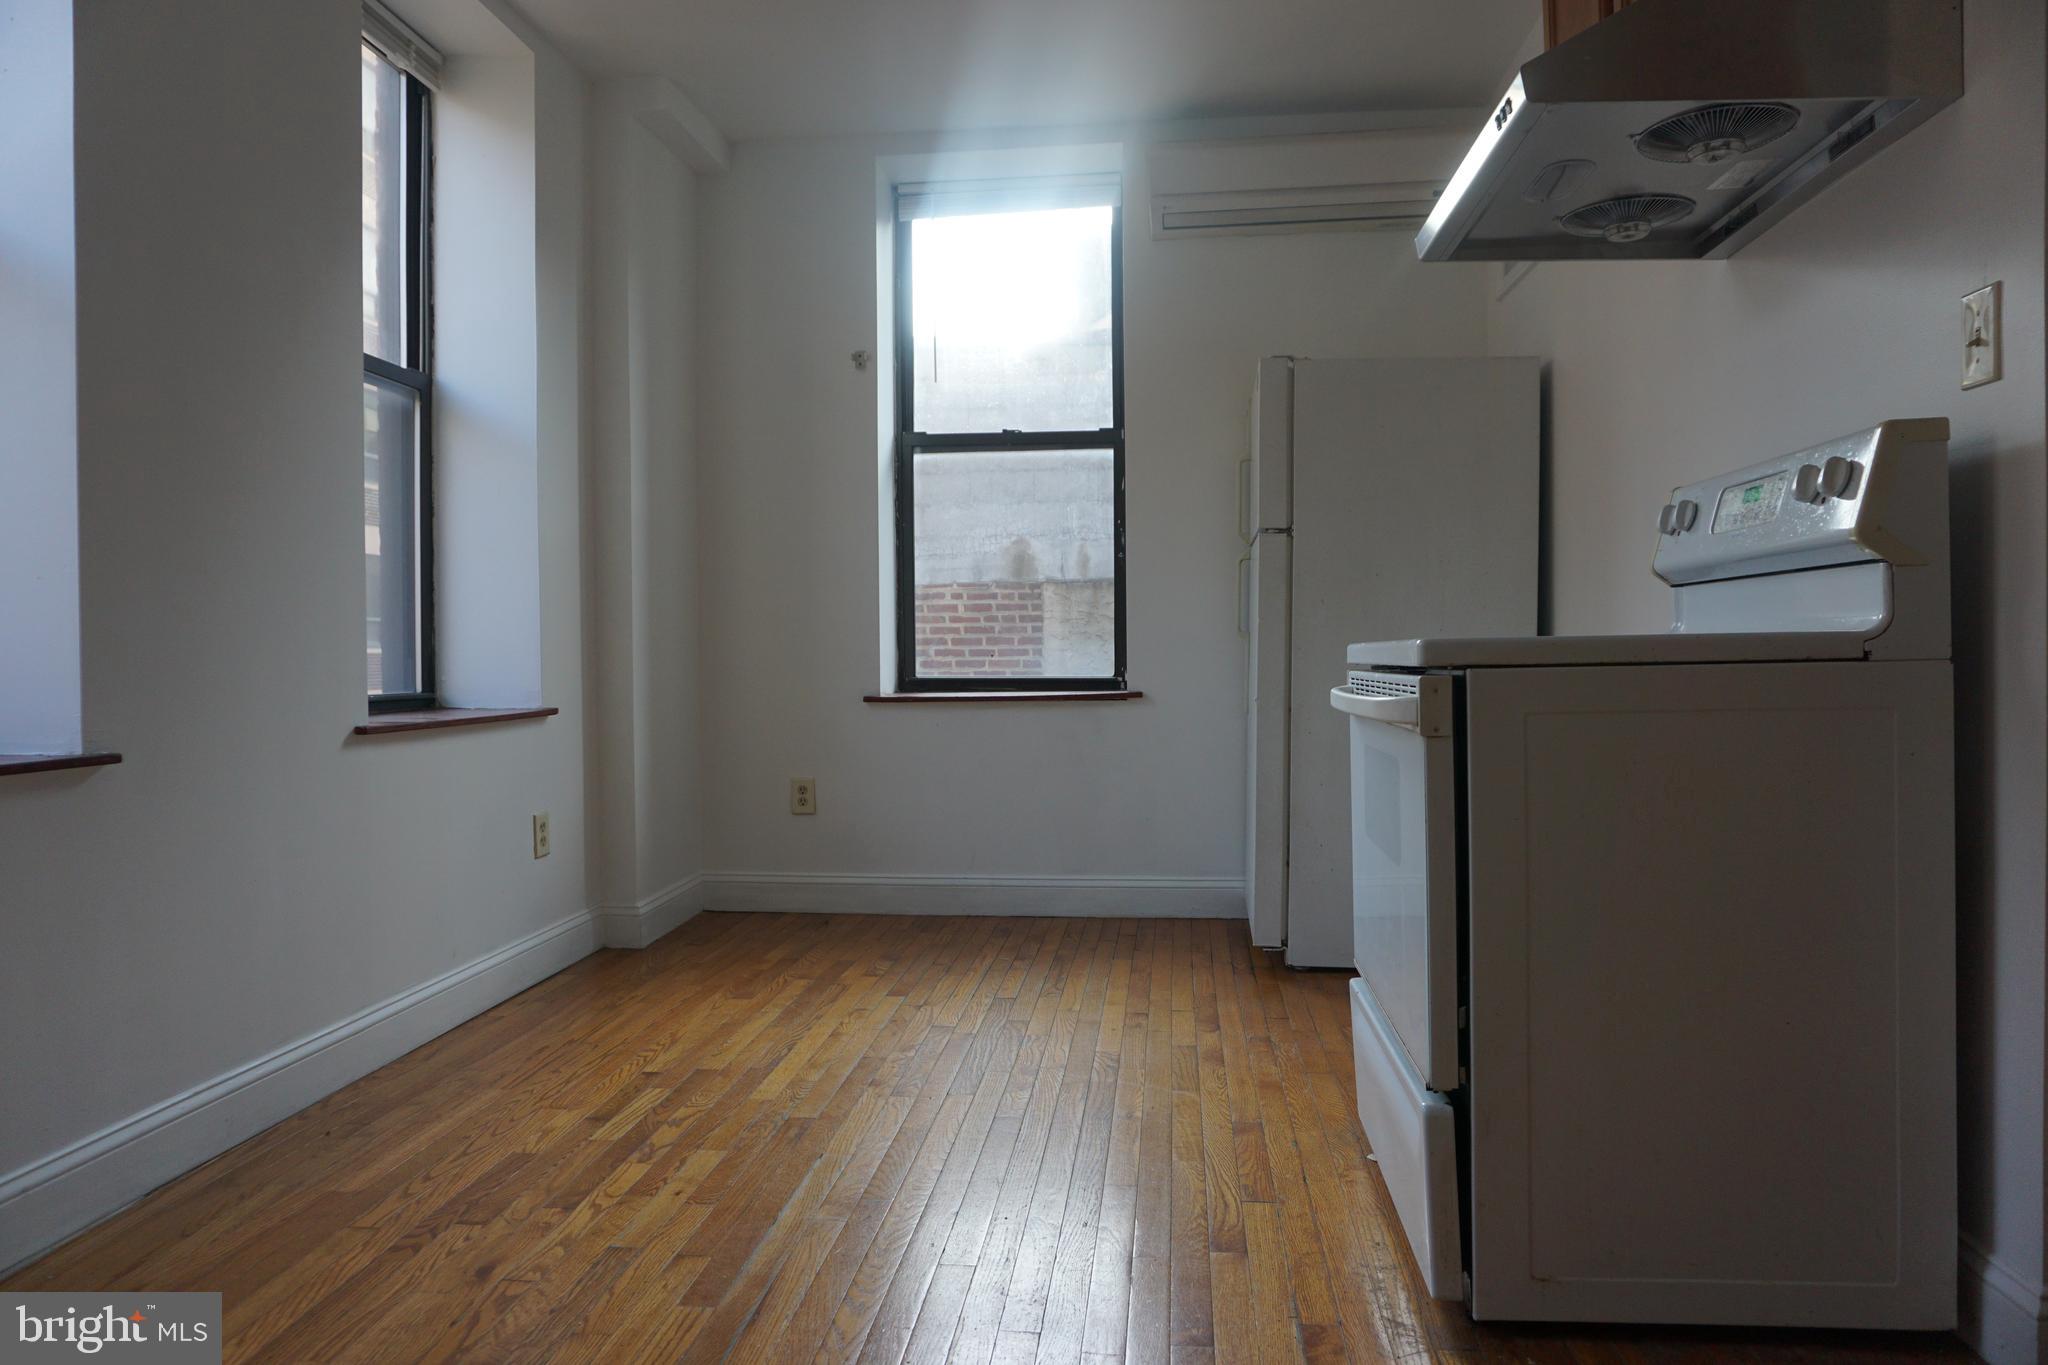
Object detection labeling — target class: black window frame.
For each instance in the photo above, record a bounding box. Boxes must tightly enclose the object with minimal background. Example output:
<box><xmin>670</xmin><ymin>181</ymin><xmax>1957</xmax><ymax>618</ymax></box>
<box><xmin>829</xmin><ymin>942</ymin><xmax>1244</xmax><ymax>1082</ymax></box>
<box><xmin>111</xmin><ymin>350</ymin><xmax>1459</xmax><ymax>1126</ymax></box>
<box><xmin>363</xmin><ymin>43</ymin><xmax>436</xmax><ymax>714</ymax></box>
<box><xmin>891</xmin><ymin>193</ymin><xmax>1127</xmax><ymax>694</ymax></box>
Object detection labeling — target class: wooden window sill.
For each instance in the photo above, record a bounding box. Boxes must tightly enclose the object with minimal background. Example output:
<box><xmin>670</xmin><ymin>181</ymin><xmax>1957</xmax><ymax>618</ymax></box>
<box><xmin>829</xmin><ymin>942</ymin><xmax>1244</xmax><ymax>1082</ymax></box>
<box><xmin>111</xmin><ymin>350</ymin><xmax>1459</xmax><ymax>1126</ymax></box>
<box><xmin>353</xmin><ymin>706</ymin><xmax>559</xmax><ymax>736</ymax></box>
<box><xmin>0</xmin><ymin>751</ymin><xmax>122</xmax><ymax>777</ymax></box>
<box><xmin>863</xmin><ymin>690</ymin><xmax>1144</xmax><ymax>704</ymax></box>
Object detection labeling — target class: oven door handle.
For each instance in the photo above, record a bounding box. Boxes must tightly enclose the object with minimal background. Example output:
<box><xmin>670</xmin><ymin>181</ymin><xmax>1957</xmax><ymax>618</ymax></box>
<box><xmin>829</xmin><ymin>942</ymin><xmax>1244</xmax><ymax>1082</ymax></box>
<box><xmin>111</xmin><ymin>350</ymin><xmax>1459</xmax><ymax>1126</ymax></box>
<box><xmin>1329</xmin><ymin>687</ymin><xmax>1421</xmax><ymax>731</ymax></box>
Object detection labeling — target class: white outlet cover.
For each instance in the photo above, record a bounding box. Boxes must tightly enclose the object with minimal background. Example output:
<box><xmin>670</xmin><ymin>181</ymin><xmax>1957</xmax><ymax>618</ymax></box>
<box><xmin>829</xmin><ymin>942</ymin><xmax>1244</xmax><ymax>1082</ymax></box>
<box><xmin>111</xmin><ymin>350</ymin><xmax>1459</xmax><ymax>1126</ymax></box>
<box><xmin>1962</xmin><ymin>282</ymin><xmax>2002</xmax><ymax>390</ymax></box>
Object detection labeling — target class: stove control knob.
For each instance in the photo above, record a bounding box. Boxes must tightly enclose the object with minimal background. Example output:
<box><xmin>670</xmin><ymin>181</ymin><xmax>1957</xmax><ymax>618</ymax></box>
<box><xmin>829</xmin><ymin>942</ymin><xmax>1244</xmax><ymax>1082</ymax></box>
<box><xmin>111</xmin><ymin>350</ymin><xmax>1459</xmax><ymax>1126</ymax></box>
<box><xmin>1658</xmin><ymin>503</ymin><xmax>1680</xmax><ymax>535</ymax></box>
<box><xmin>1794</xmin><ymin>462</ymin><xmax>1825</xmax><ymax>504</ymax></box>
<box><xmin>1819</xmin><ymin>455</ymin><xmax>1859</xmax><ymax>499</ymax></box>
<box><xmin>1674</xmin><ymin>498</ymin><xmax>1699</xmax><ymax>532</ymax></box>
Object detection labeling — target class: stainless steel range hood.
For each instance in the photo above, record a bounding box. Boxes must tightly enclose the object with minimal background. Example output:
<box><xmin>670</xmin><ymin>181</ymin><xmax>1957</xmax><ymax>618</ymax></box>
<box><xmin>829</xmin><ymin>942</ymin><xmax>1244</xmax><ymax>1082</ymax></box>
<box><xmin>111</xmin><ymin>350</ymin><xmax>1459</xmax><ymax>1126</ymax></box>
<box><xmin>1416</xmin><ymin>0</ymin><xmax>1962</xmax><ymax>262</ymax></box>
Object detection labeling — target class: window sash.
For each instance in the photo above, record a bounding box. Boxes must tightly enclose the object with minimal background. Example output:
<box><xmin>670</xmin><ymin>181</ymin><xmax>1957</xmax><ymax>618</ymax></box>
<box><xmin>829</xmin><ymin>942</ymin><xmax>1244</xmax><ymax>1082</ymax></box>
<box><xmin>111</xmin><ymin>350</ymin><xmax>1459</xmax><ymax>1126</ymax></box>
<box><xmin>894</xmin><ymin>173</ymin><xmax>1122</xmax><ymax>222</ymax></box>
<box><xmin>364</xmin><ymin>50</ymin><xmax>434</xmax><ymax>711</ymax></box>
<box><xmin>363</xmin><ymin>366</ymin><xmax>435</xmax><ymax>714</ymax></box>
<box><xmin>362</xmin><ymin>0</ymin><xmax>445</xmax><ymax>89</ymax></box>
<box><xmin>891</xmin><ymin>198</ymin><xmax>1127</xmax><ymax>693</ymax></box>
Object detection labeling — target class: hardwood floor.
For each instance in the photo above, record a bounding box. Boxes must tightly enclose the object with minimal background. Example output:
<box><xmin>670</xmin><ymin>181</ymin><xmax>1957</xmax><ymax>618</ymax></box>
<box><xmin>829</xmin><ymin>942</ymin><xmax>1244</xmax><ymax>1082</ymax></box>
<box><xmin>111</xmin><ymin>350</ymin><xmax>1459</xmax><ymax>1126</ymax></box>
<box><xmin>7</xmin><ymin>913</ymin><xmax>1968</xmax><ymax>1363</ymax></box>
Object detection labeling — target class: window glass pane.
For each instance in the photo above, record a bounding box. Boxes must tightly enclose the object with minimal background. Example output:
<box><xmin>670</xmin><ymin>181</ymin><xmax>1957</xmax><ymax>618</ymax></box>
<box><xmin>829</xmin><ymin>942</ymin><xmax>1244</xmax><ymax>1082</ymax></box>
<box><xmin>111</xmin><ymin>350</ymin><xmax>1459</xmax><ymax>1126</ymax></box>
<box><xmin>910</xmin><ymin>206</ymin><xmax>1113</xmax><ymax>433</ymax></box>
<box><xmin>365</xmin><ymin>378</ymin><xmax>419</xmax><ymax>695</ymax></box>
<box><xmin>911</xmin><ymin>449</ymin><xmax>1115</xmax><ymax>679</ymax></box>
<box><xmin>361</xmin><ymin>43</ymin><xmax>404</xmax><ymax>364</ymax></box>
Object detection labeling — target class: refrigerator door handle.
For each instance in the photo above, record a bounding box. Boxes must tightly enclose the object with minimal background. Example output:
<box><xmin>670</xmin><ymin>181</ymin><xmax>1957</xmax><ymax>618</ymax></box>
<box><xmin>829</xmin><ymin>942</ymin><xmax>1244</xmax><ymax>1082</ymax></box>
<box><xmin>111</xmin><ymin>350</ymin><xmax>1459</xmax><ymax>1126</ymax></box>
<box><xmin>1237</xmin><ymin>459</ymin><xmax>1254</xmax><ymax>545</ymax></box>
<box><xmin>1238</xmin><ymin>553</ymin><xmax>1252</xmax><ymax>638</ymax></box>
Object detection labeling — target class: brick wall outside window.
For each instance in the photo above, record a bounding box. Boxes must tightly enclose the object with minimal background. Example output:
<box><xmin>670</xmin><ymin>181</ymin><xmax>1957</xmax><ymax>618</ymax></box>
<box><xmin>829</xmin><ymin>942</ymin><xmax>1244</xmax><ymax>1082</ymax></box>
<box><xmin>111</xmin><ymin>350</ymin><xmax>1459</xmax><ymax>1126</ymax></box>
<box><xmin>914</xmin><ymin>582</ymin><xmax>1046</xmax><ymax>675</ymax></box>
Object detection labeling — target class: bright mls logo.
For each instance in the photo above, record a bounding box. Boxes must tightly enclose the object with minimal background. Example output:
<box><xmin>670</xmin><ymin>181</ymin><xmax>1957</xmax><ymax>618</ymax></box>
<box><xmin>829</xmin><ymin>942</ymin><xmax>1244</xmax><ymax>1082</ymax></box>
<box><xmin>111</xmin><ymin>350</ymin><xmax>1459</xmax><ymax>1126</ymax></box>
<box><xmin>3</xmin><ymin>1294</ymin><xmax>219</xmax><ymax>1363</ymax></box>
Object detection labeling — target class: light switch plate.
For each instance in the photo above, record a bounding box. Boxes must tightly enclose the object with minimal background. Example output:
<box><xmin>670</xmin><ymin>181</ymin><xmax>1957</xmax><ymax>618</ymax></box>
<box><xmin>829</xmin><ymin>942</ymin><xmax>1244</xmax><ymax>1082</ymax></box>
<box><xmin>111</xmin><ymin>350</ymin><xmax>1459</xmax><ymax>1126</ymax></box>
<box><xmin>1962</xmin><ymin>282</ymin><xmax>2002</xmax><ymax>390</ymax></box>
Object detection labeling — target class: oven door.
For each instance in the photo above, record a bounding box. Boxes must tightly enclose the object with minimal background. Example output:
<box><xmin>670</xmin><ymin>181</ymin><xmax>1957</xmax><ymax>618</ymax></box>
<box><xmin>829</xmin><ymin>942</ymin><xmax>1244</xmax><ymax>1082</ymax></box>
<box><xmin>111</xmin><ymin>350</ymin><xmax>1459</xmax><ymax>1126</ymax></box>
<box><xmin>1330</xmin><ymin>672</ymin><xmax>1460</xmax><ymax>1092</ymax></box>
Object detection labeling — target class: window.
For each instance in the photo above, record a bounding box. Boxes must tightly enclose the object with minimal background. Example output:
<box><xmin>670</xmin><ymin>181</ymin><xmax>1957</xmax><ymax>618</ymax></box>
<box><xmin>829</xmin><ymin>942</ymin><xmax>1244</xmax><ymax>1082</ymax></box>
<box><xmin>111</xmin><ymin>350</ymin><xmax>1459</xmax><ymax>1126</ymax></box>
<box><xmin>0</xmin><ymin>0</ymin><xmax>85</xmax><ymax>758</ymax></box>
<box><xmin>361</xmin><ymin>37</ymin><xmax>433</xmax><ymax>709</ymax></box>
<box><xmin>892</xmin><ymin>177</ymin><xmax>1126</xmax><ymax>693</ymax></box>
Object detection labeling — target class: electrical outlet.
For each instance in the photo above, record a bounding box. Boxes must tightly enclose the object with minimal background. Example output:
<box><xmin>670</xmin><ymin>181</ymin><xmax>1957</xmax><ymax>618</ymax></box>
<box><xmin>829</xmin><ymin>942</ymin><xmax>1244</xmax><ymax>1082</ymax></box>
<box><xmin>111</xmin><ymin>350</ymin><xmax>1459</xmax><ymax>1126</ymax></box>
<box><xmin>1962</xmin><ymin>282</ymin><xmax>2002</xmax><ymax>390</ymax></box>
<box><xmin>532</xmin><ymin>812</ymin><xmax>550</xmax><ymax>858</ymax></box>
<box><xmin>790</xmin><ymin>778</ymin><xmax>816</xmax><ymax>815</ymax></box>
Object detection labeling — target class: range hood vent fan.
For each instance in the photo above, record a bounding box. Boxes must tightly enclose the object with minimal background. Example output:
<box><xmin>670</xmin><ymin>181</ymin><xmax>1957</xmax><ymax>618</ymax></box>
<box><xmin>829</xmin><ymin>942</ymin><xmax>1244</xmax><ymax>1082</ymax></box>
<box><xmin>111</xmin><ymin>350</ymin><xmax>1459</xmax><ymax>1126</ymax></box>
<box><xmin>1634</xmin><ymin>102</ymin><xmax>1801</xmax><ymax>164</ymax></box>
<box><xmin>1558</xmin><ymin>194</ymin><xmax>1696</xmax><ymax>243</ymax></box>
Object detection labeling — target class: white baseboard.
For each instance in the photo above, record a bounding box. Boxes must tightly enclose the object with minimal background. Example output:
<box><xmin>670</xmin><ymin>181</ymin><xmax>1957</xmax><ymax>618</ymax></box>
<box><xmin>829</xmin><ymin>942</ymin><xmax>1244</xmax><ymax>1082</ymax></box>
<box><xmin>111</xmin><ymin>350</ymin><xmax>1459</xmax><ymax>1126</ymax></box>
<box><xmin>593</xmin><ymin>874</ymin><xmax>704</xmax><ymax>949</ymax></box>
<box><xmin>0</xmin><ymin>909</ymin><xmax>602</xmax><ymax>1276</ymax></box>
<box><xmin>1962</xmin><ymin>1236</ymin><xmax>2048</xmax><ymax>1365</ymax></box>
<box><xmin>701</xmin><ymin>872</ymin><xmax>1245</xmax><ymax>919</ymax></box>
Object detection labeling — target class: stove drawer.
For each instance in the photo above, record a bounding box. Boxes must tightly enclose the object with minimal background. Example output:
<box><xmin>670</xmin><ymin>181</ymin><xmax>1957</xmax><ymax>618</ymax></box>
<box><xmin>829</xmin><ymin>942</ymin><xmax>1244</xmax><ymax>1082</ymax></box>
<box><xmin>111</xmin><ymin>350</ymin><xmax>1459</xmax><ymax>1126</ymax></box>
<box><xmin>1351</xmin><ymin>977</ymin><xmax>1462</xmax><ymax>1301</ymax></box>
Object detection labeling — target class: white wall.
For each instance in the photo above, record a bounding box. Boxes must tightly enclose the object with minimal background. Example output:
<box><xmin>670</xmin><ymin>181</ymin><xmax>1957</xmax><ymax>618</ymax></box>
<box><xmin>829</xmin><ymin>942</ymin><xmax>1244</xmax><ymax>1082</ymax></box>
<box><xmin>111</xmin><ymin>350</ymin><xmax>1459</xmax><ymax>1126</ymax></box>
<box><xmin>1485</xmin><ymin>0</ymin><xmax>2046</xmax><ymax>1357</ymax></box>
<box><xmin>696</xmin><ymin>123</ymin><xmax>1493</xmax><ymax>909</ymax></box>
<box><xmin>0</xmin><ymin>0</ymin><xmax>594</xmax><ymax>1269</ymax></box>
<box><xmin>0</xmin><ymin>0</ymin><xmax>82</xmax><ymax>755</ymax></box>
<box><xmin>582</xmin><ymin>81</ymin><xmax>707</xmax><ymax>932</ymax></box>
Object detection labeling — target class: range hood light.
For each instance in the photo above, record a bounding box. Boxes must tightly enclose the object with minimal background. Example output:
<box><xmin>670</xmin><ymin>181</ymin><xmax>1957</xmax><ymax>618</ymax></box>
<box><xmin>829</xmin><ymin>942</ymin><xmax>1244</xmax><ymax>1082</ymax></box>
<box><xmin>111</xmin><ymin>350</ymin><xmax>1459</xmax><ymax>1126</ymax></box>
<box><xmin>1523</xmin><ymin>159</ymin><xmax>1594</xmax><ymax>205</ymax></box>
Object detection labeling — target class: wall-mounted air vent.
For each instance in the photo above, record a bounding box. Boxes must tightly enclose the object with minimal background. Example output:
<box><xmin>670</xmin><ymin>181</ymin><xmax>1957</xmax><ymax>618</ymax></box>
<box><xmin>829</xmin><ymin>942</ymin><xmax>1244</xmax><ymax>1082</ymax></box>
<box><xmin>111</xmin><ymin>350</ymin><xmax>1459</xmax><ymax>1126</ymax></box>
<box><xmin>1148</xmin><ymin>128</ymin><xmax>1470</xmax><ymax>241</ymax></box>
<box><xmin>1156</xmin><ymin>185</ymin><xmax>1445</xmax><ymax>236</ymax></box>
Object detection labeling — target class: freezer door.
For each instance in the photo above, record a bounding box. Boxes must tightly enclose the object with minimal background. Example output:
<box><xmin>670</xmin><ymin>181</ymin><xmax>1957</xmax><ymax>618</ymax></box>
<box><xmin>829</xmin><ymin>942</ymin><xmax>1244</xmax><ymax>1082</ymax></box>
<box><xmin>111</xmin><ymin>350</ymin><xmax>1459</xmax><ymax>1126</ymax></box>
<box><xmin>1344</xmin><ymin>691</ymin><xmax>1460</xmax><ymax>1092</ymax></box>
<box><xmin>1244</xmin><ymin>532</ymin><xmax>1290</xmax><ymax>948</ymax></box>
<box><xmin>1249</xmin><ymin>357</ymin><xmax>1293</xmax><ymax>533</ymax></box>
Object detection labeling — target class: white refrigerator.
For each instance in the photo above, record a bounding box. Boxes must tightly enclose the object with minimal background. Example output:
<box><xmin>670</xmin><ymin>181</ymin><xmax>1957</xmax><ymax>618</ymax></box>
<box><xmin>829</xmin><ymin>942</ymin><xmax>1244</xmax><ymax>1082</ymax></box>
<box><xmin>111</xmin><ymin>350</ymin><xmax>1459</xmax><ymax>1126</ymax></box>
<box><xmin>1242</xmin><ymin>356</ymin><xmax>1539</xmax><ymax>967</ymax></box>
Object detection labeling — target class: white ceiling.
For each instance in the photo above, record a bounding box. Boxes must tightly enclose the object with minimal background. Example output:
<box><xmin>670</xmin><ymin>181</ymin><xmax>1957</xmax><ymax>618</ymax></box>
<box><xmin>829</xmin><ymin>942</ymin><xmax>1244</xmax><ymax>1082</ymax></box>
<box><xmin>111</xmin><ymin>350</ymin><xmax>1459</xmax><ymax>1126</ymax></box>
<box><xmin>506</xmin><ymin>0</ymin><xmax>1540</xmax><ymax>143</ymax></box>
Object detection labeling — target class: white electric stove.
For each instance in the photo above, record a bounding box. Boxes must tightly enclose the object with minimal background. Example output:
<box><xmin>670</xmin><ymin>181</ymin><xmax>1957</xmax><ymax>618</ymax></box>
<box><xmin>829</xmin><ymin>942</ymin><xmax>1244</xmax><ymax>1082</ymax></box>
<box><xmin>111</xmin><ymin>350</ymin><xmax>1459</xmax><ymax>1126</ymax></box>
<box><xmin>1331</xmin><ymin>419</ymin><xmax>1956</xmax><ymax>1328</ymax></box>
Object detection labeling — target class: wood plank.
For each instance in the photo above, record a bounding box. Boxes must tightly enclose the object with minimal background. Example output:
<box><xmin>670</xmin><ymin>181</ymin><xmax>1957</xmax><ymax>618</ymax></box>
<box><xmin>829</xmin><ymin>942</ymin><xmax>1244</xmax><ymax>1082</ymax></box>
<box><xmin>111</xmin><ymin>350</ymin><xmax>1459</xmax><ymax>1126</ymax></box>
<box><xmin>1168</xmin><ymin>1089</ymin><xmax>1213</xmax><ymax>1353</ymax></box>
<box><xmin>1079</xmin><ymin>1173</ymin><xmax>1137</xmax><ymax>1359</ymax></box>
<box><xmin>1209</xmin><ymin>1249</ymin><xmax>1254</xmax><ymax>1365</ymax></box>
<box><xmin>1244</xmin><ymin>1200</ymin><xmax>1307</xmax><ymax>1365</ymax></box>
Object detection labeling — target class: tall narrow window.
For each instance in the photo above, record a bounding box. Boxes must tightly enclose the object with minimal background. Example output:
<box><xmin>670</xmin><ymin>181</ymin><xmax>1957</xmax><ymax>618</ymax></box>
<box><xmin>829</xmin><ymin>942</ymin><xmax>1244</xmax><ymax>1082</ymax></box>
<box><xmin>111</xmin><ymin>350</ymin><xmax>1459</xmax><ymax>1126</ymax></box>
<box><xmin>361</xmin><ymin>37</ymin><xmax>433</xmax><ymax>708</ymax></box>
<box><xmin>893</xmin><ymin>177</ymin><xmax>1126</xmax><ymax>693</ymax></box>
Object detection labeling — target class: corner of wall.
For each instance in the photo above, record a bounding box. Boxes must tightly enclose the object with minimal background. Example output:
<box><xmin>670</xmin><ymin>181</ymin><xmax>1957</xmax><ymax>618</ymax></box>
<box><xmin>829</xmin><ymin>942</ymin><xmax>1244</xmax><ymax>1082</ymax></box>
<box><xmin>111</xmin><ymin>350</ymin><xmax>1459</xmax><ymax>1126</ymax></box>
<box><xmin>583</xmin><ymin>78</ymin><xmax>716</xmax><ymax>931</ymax></box>
<box><xmin>1964</xmin><ymin>1235</ymin><xmax>2048</xmax><ymax>1365</ymax></box>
